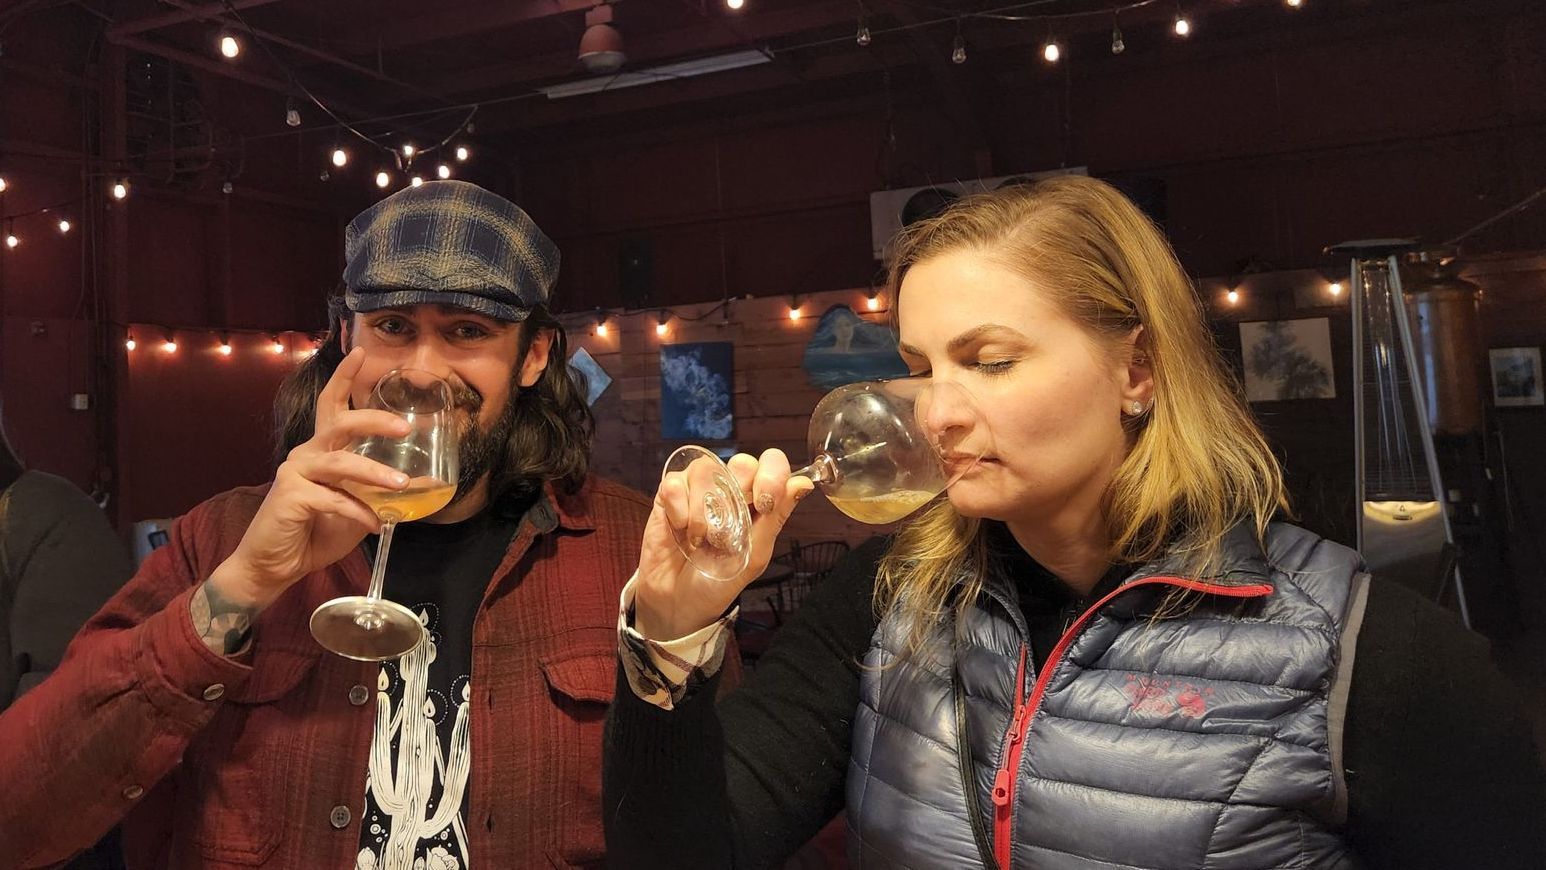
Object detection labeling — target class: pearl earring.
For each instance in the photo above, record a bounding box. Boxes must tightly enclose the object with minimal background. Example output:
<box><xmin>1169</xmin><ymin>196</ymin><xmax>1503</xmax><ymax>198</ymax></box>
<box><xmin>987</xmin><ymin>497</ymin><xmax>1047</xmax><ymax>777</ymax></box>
<box><xmin>1126</xmin><ymin>400</ymin><xmax>1143</xmax><ymax>415</ymax></box>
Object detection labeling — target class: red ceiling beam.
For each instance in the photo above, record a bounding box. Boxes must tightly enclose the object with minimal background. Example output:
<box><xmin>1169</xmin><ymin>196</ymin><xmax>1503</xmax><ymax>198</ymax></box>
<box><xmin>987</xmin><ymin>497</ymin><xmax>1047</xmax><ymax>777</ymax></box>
<box><xmin>108</xmin><ymin>0</ymin><xmax>286</xmax><ymax>39</ymax></box>
<box><xmin>371</xmin><ymin>0</ymin><xmax>597</xmax><ymax>52</ymax></box>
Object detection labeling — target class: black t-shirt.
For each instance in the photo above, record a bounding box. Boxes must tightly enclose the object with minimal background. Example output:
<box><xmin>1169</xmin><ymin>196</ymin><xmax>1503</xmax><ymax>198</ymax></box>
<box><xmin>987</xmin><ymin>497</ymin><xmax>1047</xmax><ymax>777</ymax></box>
<box><xmin>355</xmin><ymin>487</ymin><xmax>533</xmax><ymax>870</ymax></box>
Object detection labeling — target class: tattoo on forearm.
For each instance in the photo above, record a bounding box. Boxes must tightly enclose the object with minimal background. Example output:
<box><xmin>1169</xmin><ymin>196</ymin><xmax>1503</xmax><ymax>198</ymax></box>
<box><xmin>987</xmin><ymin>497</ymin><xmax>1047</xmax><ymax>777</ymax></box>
<box><xmin>190</xmin><ymin>582</ymin><xmax>256</xmax><ymax>656</ymax></box>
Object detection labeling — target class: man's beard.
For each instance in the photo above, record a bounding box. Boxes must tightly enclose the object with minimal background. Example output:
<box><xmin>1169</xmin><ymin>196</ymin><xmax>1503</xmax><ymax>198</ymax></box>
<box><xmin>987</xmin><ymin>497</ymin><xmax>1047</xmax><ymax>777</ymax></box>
<box><xmin>448</xmin><ymin>377</ymin><xmax>519</xmax><ymax>503</ymax></box>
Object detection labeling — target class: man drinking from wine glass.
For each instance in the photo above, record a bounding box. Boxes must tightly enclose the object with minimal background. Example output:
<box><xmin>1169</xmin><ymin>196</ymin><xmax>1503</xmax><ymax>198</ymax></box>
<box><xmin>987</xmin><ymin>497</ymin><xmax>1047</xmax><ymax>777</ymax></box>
<box><xmin>0</xmin><ymin>180</ymin><xmax>678</xmax><ymax>869</ymax></box>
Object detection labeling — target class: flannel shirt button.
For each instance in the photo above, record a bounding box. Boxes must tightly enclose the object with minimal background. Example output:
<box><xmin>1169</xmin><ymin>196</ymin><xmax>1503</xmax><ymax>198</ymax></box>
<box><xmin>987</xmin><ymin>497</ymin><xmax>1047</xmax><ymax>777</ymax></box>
<box><xmin>122</xmin><ymin>785</ymin><xmax>143</xmax><ymax>800</ymax></box>
<box><xmin>330</xmin><ymin>805</ymin><xmax>351</xmax><ymax>829</ymax></box>
<box><xmin>349</xmin><ymin>685</ymin><xmax>370</xmax><ymax>706</ymax></box>
<box><xmin>201</xmin><ymin>684</ymin><xmax>225</xmax><ymax>701</ymax></box>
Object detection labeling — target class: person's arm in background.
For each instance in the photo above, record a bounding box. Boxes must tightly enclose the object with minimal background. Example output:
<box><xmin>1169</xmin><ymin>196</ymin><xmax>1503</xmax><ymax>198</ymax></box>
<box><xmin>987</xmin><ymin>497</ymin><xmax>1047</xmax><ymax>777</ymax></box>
<box><xmin>6</xmin><ymin>473</ymin><xmax>136</xmax><ymax>700</ymax></box>
<box><xmin>1343</xmin><ymin>577</ymin><xmax>1546</xmax><ymax>869</ymax></box>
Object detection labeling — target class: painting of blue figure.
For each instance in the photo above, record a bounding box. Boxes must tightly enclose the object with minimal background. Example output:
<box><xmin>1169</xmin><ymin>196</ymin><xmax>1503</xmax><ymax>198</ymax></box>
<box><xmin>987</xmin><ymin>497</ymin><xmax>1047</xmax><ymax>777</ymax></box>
<box><xmin>661</xmin><ymin>341</ymin><xmax>735</xmax><ymax>440</ymax></box>
<box><xmin>567</xmin><ymin>347</ymin><xmax>612</xmax><ymax>407</ymax></box>
<box><xmin>802</xmin><ymin>304</ymin><xmax>908</xmax><ymax>389</ymax></box>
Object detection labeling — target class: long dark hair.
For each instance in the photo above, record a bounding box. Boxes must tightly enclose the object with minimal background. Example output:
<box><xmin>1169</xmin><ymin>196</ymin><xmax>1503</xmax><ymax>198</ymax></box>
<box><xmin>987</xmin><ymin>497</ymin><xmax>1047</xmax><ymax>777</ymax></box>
<box><xmin>272</xmin><ymin>295</ymin><xmax>594</xmax><ymax>495</ymax></box>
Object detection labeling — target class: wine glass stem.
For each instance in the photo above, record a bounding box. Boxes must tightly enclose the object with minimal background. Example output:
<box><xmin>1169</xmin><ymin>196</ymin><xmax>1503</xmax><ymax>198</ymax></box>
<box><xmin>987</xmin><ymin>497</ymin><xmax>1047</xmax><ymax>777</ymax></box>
<box><xmin>365</xmin><ymin>518</ymin><xmax>398</xmax><ymax>602</ymax></box>
<box><xmin>791</xmin><ymin>453</ymin><xmax>836</xmax><ymax>486</ymax></box>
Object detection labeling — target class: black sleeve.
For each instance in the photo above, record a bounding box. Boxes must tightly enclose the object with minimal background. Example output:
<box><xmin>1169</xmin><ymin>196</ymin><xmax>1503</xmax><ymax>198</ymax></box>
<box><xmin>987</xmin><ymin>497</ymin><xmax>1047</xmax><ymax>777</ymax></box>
<box><xmin>1343</xmin><ymin>576</ymin><xmax>1546</xmax><ymax>869</ymax></box>
<box><xmin>604</xmin><ymin>536</ymin><xmax>886</xmax><ymax>870</ymax></box>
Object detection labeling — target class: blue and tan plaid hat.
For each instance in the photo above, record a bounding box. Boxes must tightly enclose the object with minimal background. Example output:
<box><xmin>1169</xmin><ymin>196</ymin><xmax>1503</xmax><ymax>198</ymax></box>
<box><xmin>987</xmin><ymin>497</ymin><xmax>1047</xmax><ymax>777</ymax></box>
<box><xmin>342</xmin><ymin>180</ymin><xmax>560</xmax><ymax>322</ymax></box>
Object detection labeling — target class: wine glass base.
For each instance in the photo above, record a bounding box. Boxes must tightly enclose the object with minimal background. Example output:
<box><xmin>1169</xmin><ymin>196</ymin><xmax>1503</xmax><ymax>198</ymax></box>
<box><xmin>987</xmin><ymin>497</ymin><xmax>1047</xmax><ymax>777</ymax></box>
<box><xmin>310</xmin><ymin>596</ymin><xmax>426</xmax><ymax>661</ymax></box>
<box><xmin>662</xmin><ymin>445</ymin><xmax>752</xmax><ymax>581</ymax></box>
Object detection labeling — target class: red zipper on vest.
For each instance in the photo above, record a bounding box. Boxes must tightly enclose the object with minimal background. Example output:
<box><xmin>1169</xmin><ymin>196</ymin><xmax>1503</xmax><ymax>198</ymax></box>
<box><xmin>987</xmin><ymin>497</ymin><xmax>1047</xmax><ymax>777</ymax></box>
<box><xmin>988</xmin><ymin>576</ymin><xmax>1274</xmax><ymax>869</ymax></box>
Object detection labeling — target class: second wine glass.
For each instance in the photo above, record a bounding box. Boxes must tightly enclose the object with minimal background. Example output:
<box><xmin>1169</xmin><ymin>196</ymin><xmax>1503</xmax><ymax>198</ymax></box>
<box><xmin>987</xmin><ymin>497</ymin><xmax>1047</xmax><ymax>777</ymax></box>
<box><xmin>310</xmin><ymin>368</ymin><xmax>459</xmax><ymax>661</ymax></box>
<box><xmin>662</xmin><ymin>378</ymin><xmax>982</xmax><ymax>581</ymax></box>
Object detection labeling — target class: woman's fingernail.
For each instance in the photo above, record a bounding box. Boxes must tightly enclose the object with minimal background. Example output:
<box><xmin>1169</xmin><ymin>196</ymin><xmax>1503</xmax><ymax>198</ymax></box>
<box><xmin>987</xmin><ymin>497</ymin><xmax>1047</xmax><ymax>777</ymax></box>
<box><xmin>393</xmin><ymin>473</ymin><xmax>409</xmax><ymax>487</ymax></box>
<box><xmin>755</xmin><ymin>492</ymin><xmax>775</xmax><ymax>513</ymax></box>
<box><xmin>793</xmin><ymin>487</ymin><xmax>811</xmax><ymax>502</ymax></box>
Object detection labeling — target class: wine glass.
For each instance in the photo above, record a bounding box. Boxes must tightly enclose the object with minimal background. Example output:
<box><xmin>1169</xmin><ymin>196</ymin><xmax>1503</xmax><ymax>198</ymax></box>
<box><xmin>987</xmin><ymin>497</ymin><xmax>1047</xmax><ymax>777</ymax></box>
<box><xmin>661</xmin><ymin>379</ymin><xmax>982</xmax><ymax>581</ymax></box>
<box><xmin>310</xmin><ymin>369</ymin><xmax>459</xmax><ymax>660</ymax></box>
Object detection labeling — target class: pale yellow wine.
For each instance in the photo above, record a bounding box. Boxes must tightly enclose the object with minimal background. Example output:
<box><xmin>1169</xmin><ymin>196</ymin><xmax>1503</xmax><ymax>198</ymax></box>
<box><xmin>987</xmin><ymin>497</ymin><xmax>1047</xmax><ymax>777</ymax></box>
<box><xmin>825</xmin><ymin>489</ymin><xmax>936</xmax><ymax>524</ymax></box>
<box><xmin>342</xmin><ymin>478</ymin><xmax>455</xmax><ymax>522</ymax></box>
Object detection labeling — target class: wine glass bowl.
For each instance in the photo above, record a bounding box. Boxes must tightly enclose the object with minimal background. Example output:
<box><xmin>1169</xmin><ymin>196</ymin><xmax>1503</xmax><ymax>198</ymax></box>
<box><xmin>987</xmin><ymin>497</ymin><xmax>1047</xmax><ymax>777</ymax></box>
<box><xmin>310</xmin><ymin>368</ymin><xmax>458</xmax><ymax>661</ymax></box>
<box><xmin>661</xmin><ymin>378</ymin><xmax>982</xmax><ymax>580</ymax></box>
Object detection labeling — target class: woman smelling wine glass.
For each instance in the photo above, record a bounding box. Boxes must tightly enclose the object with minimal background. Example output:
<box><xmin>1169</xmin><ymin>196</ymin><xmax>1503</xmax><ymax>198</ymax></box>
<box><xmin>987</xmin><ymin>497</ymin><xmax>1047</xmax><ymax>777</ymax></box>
<box><xmin>604</xmin><ymin>176</ymin><xmax>1546</xmax><ymax>869</ymax></box>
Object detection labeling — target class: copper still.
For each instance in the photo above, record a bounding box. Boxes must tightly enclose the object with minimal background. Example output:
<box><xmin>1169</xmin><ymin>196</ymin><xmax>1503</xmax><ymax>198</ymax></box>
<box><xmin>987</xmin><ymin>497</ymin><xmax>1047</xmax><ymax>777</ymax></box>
<box><xmin>1400</xmin><ymin>249</ymin><xmax>1485</xmax><ymax>435</ymax></box>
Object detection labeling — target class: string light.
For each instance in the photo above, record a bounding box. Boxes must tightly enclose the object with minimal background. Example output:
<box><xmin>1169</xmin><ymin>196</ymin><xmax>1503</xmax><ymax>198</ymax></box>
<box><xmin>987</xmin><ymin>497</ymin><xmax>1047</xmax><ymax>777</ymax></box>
<box><xmin>5</xmin><ymin>234</ymin><xmax>17</xmax><ymax>249</ymax></box>
<box><xmin>218</xmin><ymin>337</ymin><xmax>233</xmax><ymax>355</ymax></box>
<box><xmin>1328</xmin><ymin>281</ymin><xmax>1343</xmax><ymax>297</ymax></box>
<box><xmin>788</xmin><ymin>303</ymin><xmax>802</xmax><ymax>321</ymax></box>
<box><xmin>952</xmin><ymin>34</ymin><xmax>967</xmax><ymax>65</ymax></box>
<box><xmin>219</xmin><ymin>33</ymin><xmax>241</xmax><ymax>59</ymax></box>
<box><xmin>112</xmin><ymin>180</ymin><xmax>129</xmax><ymax>200</ymax></box>
<box><xmin>410</xmin><ymin>175</ymin><xmax>424</xmax><ymax>187</ymax></box>
<box><xmin>455</xmin><ymin>145</ymin><xmax>470</xmax><ymax>162</ymax></box>
<box><xmin>437</xmin><ymin>164</ymin><xmax>451</xmax><ymax>180</ymax></box>
<box><xmin>1286</xmin><ymin>0</ymin><xmax>1303</xmax><ymax>6</ymax></box>
<box><xmin>57</xmin><ymin>219</ymin><xmax>71</xmax><ymax>233</ymax></box>
<box><xmin>401</xmin><ymin>143</ymin><xmax>417</xmax><ymax>159</ymax></box>
<box><xmin>1173</xmin><ymin>7</ymin><xmax>1192</xmax><ymax>37</ymax></box>
<box><xmin>161</xmin><ymin>335</ymin><xmax>178</xmax><ymax>353</ymax></box>
<box><xmin>331</xmin><ymin>147</ymin><xmax>349</xmax><ymax>167</ymax></box>
<box><xmin>0</xmin><ymin>177</ymin><xmax>7</xmax><ymax>193</ymax></box>
<box><xmin>856</xmin><ymin>18</ymin><xmax>871</xmax><ymax>47</ymax></box>
<box><xmin>375</xmin><ymin>171</ymin><xmax>391</xmax><ymax>188</ymax></box>
<box><xmin>866</xmin><ymin>292</ymin><xmax>881</xmax><ymax>311</ymax></box>
<box><xmin>1226</xmin><ymin>289</ymin><xmax>1240</xmax><ymax>305</ymax></box>
<box><xmin>285</xmin><ymin>98</ymin><xmax>301</xmax><ymax>127</ymax></box>
<box><xmin>1042</xmin><ymin>39</ymin><xmax>1061</xmax><ymax>63</ymax></box>
<box><xmin>125</xmin><ymin>333</ymin><xmax>136</xmax><ymax>351</ymax></box>
<box><xmin>270</xmin><ymin>335</ymin><xmax>286</xmax><ymax>354</ymax></box>
<box><xmin>655</xmin><ymin>312</ymin><xmax>669</xmax><ymax>336</ymax></box>
<box><xmin>1112</xmin><ymin>26</ymin><xmax>1125</xmax><ymax>54</ymax></box>
<box><xmin>727</xmin><ymin>0</ymin><xmax>745</xmax><ymax>9</ymax></box>
<box><xmin>596</xmin><ymin>318</ymin><xmax>609</xmax><ymax>337</ymax></box>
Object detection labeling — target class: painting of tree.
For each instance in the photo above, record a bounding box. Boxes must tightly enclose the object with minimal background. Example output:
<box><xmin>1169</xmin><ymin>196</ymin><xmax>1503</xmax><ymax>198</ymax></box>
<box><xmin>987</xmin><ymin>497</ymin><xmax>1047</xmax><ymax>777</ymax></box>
<box><xmin>1240</xmin><ymin>318</ymin><xmax>1336</xmax><ymax>401</ymax></box>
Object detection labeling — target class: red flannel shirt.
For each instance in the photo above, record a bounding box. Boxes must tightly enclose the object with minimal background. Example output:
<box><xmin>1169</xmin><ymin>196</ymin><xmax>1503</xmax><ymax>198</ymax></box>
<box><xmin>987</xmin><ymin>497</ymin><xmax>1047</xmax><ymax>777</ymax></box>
<box><xmin>0</xmin><ymin>475</ymin><xmax>664</xmax><ymax>869</ymax></box>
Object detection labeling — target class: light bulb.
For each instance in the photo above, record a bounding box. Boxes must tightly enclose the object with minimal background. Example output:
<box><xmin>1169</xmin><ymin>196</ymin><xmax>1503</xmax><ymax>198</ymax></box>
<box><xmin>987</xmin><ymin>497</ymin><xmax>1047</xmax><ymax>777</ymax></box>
<box><xmin>455</xmin><ymin>145</ymin><xmax>470</xmax><ymax>162</ymax></box>
<box><xmin>1328</xmin><ymin>282</ymin><xmax>1343</xmax><ymax>297</ymax></box>
<box><xmin>375</xmin><ymin>171</ymin><xmax>390</xmax><ymax>188</ymax></box>
<box><xmin>656</xmin><ymin>321</ymin><xmax>668</xmax><ymax>336</ymax></box>
<box><xmin>4</xmin><ymin>235</ymin><xmax>17</xmax><ymax>249</ymax></box>
<box><xmin>856</xmin><ymin>23</ymin><xmax>871</xmax><ymax>46</ymax></box>
<box><xmin>125</xmin><ymin>336</ymin><xmax>136</xmax><ymax>351</ymax></box>
<box><xmin>285</xmin><ymin>107</ymin><xmax>301</xmax><ymax>127</ymax></box>
<box><xmin>1174</xmin><ymin>16</ymin><xmax>1191</xmax><ymax>37</ymax></box>
<box><xmin>788</xmin><ymin>306</ymin><xmax>802</xmax><ymax>321</ymax></box>
<box><xmin>331</xmin><ymin>148</ymin><xmax>348</xmax><ymax>167</ymax></box>
<box><xmin>162</xmin><ymin>339</ymin><xmax>177</xmax><ymax>353</ymax></box>
<box><xmin>1043</xmin><ymin>41</ymin><xmax>1061</xmax><ymax>63</ymax></box>
<box><xmin>112</xmin><ymin>181</ymin><xmax>128</xmax><ymax>199</ymax></box>
<box><xmin>219</xmin><ymin>35</ymin><xmax>240</xmax><ymax>59</ymax></box>
<box><xmin>952</xmin><ymin>36</ymin><xmax>966</xmax><ymax>64</ymax></box>
<box><xmin>727</xmin><ymin>0</ymin><xmax>744</xmax><ymax>9</ymax></box>
<box><xmin>1286</xmin><ymin>0</ymin><xmax>1303</xmax><ymax>6</ymax></box>
<box><xmin>57</xmin><ymin>219</ymin><xmax>71</xmax><ymax>233</ymax></box>
<box><xmin>1112</xmin><ymin>26</ymin><xmax>1125</xmax><ymax>54</ymax></box>
<box><xmin>219</xmin><ymin>342</ymin><xmax>233</xmax><ymax>356</ymax></box>
<box><xmin>867</xmin><ymin>294</ymin><xmax>881</xmax><ymax>311</ymax></box>
<box><xmin>596</xmin><ymin>321</ymin><xmax>609</xmax><ymax>337</ymax></box>
<box><xmin>0</xmin><ymin>177</ymin><xmax>7</xmax><ymax>192</ymax></box>
<box><xmin>410</xmin><ymin>175</ymin><xmax>424</xmax><ymax>187</ymax></box>
<box><xmin>437</xmin><ymin>164</ymin><xmax>451</xmax><ymax>179</ymax></box>
<box><xmin>401</xmin><ymin>143</ymin><xmax>416</xmax><ymax>158</ymax></box>
<box><xmin>1226</xmin><ymin>289</ymin><xmax>1240</xmax><ymax>305</ymax></box>
<box><xmin>270</xmin><ymin>339</ymin><xmax>285</xmax><ymax>354</ymax></box>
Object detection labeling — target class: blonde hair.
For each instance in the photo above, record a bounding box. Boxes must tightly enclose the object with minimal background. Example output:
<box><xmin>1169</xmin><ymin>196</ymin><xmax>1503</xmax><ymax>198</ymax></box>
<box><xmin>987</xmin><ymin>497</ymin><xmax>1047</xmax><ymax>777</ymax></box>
<box><xmin>876</xmin><ymin>176</ymin><xmax>1287</xmax><ymax>649</ymax></box>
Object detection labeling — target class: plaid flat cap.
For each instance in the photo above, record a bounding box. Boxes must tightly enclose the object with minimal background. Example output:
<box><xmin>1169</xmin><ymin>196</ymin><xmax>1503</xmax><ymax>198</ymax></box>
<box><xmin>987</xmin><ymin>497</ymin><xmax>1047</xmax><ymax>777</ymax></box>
<box><xmin>342</xmin><ymin>180</ymin><xmax>560</xmax><ymax>322</ymax></box>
